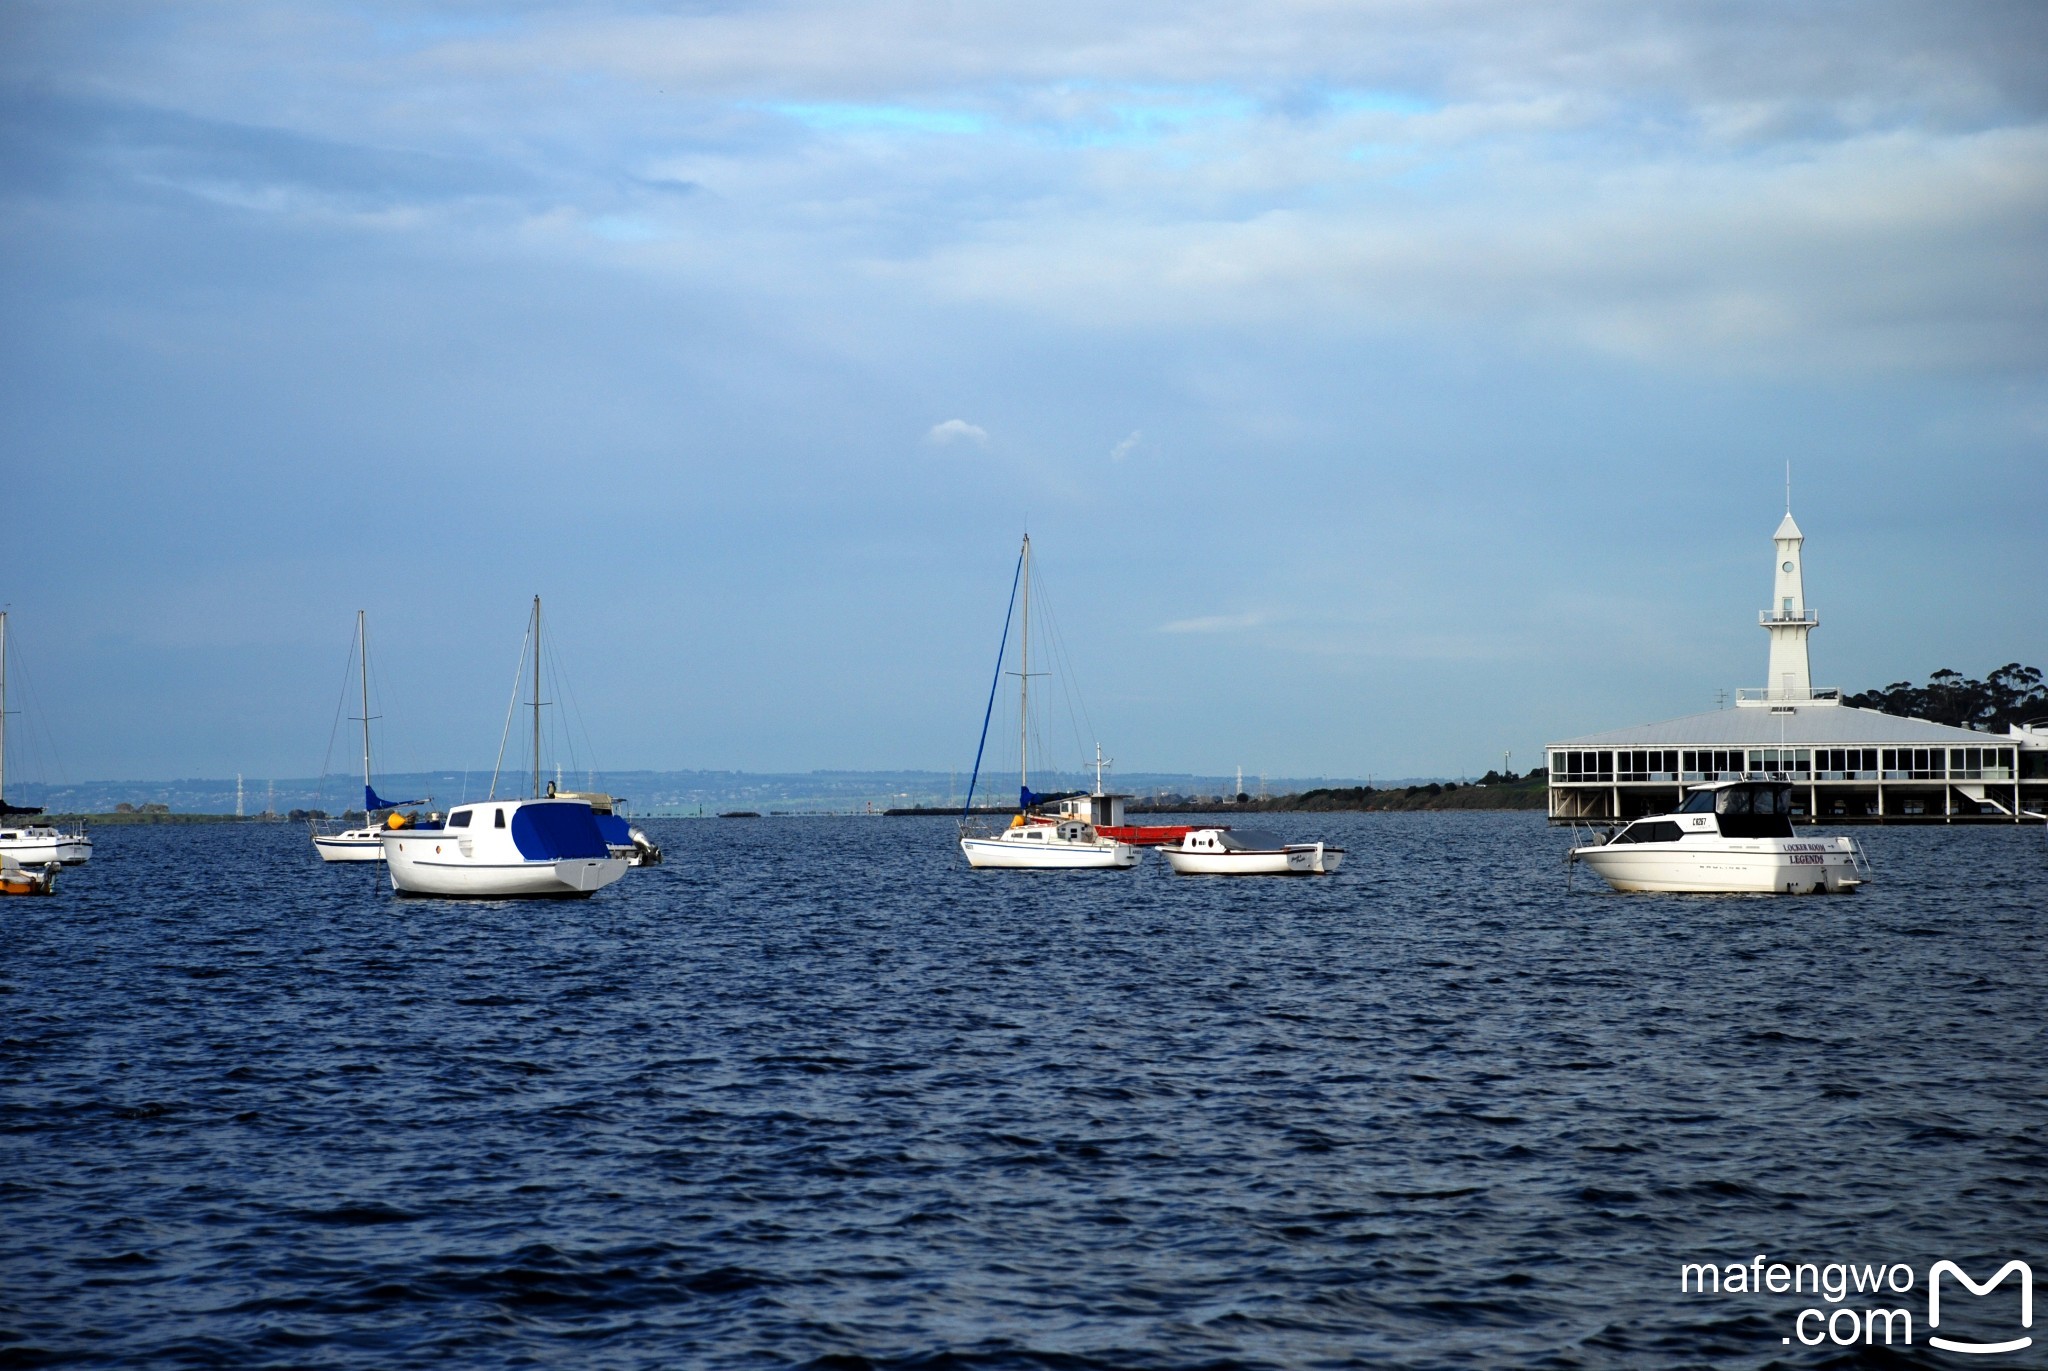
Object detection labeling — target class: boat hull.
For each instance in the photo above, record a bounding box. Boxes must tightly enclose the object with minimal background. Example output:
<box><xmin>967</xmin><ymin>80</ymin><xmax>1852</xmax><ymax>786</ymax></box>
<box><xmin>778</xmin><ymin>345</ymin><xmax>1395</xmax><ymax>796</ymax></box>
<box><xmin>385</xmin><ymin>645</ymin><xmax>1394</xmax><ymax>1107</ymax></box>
<box><xmin>382</xmin><ymin>835</ymin><xmax>627</xmax><ymax>897</ymax></box>
<box><xmin>313</xmin><ymin>829</ymin><xmax>386</xmax><ymax>863</ymax></box>
<box><xmin>1574</xmin><ymin>838</ymin><xmax>1862</xmax><ymax>894</ymax></box>
<box><xmin>1163</xmin><ymin>843</ymin><xmax>1344</xmax><ymax>875</ymax></box>
<box><xmin>960</xmin><ymin>836</ymin><xmax>1137</xmax><ymax>869</ymax></box>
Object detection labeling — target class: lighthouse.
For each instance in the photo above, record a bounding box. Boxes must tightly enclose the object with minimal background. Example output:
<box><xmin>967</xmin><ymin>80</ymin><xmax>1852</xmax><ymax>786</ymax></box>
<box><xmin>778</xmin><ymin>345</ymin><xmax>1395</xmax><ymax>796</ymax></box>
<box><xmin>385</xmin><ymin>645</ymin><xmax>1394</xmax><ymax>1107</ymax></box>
<box><xmin>1760</xmin><ymin>508</ymin><xmax>1815</xmax><ymax>701</ymax></box>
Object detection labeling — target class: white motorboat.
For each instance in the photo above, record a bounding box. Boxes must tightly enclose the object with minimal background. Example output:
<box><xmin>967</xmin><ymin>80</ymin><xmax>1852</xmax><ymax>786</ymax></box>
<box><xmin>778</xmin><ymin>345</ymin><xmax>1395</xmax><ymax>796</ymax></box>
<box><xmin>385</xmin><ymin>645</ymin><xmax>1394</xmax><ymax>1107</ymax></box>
<box><xmin>0</xmin><ymin>818</ymin><xmax>91</xmax><ymax>866</ymax></box>
<box><xmin>0</xmin><ymin>613</ymin><xmax>91</xmax><ymax>867</ymax></box>
<box><xmin>962</xmin><ymin>817</ymin><xmax>1138</xmax><ymax>869</ymax></box>
<box><xmin>381</xmin><ymin>797</ymin><xmax>627</xmax><ymax>897</ymax></box>
<box><xmin>956</xmin><ymin>534</ymin><xmax>1140</xmax><ymax>872</ymax></box>
<box><xmin>1161</xmin><ymin>827</ymin><xmax>1345</xmax><ymax>875</ymax></box>
<box><xmin>1570</xmin><ymin>779</ymin><xmax>1867</xmax><ymax>894</ymax></box>
<box><xmin>382</xmin><ymin>597</ymin><xmax>626</xmax><ymax>898</ymax></box>
<box><xmin>312</xmin><ymin>610</ymin><xmax>426</xmax><ymax>863</ymax></box>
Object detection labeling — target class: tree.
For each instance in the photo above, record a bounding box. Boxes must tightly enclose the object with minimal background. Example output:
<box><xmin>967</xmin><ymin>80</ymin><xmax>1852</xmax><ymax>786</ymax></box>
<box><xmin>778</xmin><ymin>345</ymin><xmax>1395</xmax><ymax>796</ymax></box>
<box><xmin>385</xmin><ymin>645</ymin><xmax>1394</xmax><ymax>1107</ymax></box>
<box><xmin>1845</xmin><ymin>663</ymin><xmax>2047</xmax><ymax>732</ymax></box>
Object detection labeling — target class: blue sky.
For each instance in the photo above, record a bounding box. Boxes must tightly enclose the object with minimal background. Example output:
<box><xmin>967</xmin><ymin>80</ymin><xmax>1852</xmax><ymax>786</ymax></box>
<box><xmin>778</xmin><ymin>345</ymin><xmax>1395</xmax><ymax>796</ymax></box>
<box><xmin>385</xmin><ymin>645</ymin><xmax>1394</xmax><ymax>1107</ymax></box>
<box><xmin>2</xmin><ymin>1</ymin><xmax>2044</xmax><ymax>784</ymax></box>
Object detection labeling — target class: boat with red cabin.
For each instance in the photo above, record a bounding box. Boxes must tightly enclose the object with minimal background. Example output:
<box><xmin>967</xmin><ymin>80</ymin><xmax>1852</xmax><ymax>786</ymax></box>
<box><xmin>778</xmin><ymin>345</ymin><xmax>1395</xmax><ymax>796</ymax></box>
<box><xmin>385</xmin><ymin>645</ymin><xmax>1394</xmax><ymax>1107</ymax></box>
<box><xmin>1021</xmin><ymin>746</ymin><xmax>1197</xmax><ymax>848</ymax></box>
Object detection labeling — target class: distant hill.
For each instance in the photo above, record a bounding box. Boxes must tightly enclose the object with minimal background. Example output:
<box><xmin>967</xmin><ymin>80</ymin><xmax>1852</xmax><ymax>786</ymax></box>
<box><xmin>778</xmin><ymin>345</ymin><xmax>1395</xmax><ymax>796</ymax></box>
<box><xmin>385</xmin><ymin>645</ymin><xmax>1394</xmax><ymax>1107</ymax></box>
<box><xmin>1133</xmin><ymin>772</ymin><xmax>1548</xmax><ymax>814</ymax></box>
<box><xmin>11</xmin><ymin>767</ymin><xmax>1438</xmax><ymax>816</ymax></box>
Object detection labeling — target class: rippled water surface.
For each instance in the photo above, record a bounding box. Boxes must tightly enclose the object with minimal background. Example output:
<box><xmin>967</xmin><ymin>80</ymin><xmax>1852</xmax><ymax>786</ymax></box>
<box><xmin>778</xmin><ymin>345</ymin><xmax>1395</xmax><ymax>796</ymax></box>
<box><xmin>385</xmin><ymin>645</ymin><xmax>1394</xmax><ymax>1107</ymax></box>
<box><xmin>3</xmin><ymin>813</ymin><xmax>2044</xmax><ymax>1368</ymax></box>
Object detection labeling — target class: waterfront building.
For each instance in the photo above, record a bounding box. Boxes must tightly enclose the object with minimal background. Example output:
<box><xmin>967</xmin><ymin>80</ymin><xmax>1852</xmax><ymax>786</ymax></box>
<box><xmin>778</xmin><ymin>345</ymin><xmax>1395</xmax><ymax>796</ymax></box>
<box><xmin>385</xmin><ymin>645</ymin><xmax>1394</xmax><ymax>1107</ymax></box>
<box><xmin>1547</xmin><ymin>507</ymin><xmax>2047</xmax><ymax>824</ymax></box>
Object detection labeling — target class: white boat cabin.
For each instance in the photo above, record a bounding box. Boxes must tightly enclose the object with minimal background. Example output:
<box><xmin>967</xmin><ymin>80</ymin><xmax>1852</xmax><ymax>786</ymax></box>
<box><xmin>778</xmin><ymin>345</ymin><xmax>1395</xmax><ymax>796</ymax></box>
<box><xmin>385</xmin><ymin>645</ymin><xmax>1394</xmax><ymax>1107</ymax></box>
<box><xmin>1036</xmin><ymin>792</ymin><xmax>1128</xmax><ymax>827</ymax></box>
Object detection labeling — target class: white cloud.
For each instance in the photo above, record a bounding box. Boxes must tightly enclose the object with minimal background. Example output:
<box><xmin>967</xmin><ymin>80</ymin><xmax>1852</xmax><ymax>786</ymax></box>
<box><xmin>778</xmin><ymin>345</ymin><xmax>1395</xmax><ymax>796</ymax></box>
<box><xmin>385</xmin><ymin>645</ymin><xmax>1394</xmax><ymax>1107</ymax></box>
<box><xmin>1110</xmin><ymin>429</ymin><xmax>1141</xmax><ymax>461</ymax></box>
<box><xmin>925</xmin><ymin>418</ymin><xmax>989</xmax><ymax>447</ymax></box>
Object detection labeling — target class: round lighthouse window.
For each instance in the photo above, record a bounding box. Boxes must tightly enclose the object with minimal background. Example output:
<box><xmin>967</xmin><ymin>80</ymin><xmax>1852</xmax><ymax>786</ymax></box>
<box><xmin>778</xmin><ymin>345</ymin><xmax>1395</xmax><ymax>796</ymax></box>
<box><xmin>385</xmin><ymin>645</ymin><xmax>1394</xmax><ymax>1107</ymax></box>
<box><xmin>1781</xmin><ymin>560</ymin><xmax>1794</xmax><ymax>572</ymax></box>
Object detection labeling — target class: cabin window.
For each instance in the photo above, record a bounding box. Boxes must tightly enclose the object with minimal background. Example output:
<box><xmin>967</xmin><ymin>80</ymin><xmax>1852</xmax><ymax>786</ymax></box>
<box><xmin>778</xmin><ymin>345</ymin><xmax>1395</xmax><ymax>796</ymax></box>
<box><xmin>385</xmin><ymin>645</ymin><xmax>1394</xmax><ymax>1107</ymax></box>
<box><xmin>1680</xmin><ymin>790</ymin><xmax>1715</xmax><ymax>813</ymax></box>
<box><xmin>495</xmin><ymin>809</ymin><xmax>506</xmax><ymax>828</ymax></box>
<box><xmin>449</xmin><ymin>810</ymin><xmax>472</xmax><ymax>829</ymax></box>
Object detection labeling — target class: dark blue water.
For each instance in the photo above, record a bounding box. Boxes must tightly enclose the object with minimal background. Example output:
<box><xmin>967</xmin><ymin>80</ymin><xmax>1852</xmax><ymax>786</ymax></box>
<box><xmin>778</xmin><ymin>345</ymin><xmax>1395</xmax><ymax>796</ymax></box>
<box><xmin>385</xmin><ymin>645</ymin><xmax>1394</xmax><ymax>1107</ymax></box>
<box><xmin>3</xmin><ymin>814</ymin><xmax>2043</xmax><ymax>1368</ymax></box>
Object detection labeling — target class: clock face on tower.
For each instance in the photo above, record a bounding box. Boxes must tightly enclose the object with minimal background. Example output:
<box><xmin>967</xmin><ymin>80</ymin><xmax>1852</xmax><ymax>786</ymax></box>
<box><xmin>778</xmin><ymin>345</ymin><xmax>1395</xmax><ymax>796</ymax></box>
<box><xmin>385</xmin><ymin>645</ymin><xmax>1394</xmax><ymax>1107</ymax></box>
<box><xmin>1782</xmin><ymin>560</ymin><xmax>1795</xmax><ymax>572</ymax></box>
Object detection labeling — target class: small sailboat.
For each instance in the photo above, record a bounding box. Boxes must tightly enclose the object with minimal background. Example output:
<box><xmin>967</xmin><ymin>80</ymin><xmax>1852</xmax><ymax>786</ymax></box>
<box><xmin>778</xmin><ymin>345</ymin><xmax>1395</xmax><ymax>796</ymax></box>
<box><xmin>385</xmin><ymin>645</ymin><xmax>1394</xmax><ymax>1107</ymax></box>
<box><xmin>381</xmin><ymin>597</ymin><xmax>627</xmax><ymax>898</ymax></box>
<box><xmin>958</xmin><ymin>535</ymin><xmax>1137</xmax><ymax>870</ymax></box>
<box><xmin>1568</xmin><ymin>780</ymin><xmax>1867</xmax><ymax>894</ymax></box>
<box><xmin>0</xmin><ymin>853</ymin><xmax>59</xmax><ymax>896</ymax></box>
<box><xmin>312</xmin><ymin>611</ymin><xmax>426</xmax><ymax>863</ymax></box>
<box><xmin>0</xmin><ymin>612</ymin><xmax>92</xmax><ymax>867</ymax></box>
<box><xmin>1160</xmin><ymin>827</ymin><xmax>1345</xmax><ymax>875</ymax></box>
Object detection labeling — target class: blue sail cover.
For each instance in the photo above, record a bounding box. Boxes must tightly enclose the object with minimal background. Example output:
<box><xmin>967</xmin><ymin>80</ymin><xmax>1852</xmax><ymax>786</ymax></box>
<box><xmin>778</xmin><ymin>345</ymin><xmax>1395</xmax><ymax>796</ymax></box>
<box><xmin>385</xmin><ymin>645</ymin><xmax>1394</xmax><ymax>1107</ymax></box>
<box><xmin>366</xmin><ymin>784</ymin><xmax>426</xmax><ymax>811</ymax></box>
<box><xmin>510</xmin><ymin>801</ymin><xmax>611</xmax><ymax>861</ymax></box>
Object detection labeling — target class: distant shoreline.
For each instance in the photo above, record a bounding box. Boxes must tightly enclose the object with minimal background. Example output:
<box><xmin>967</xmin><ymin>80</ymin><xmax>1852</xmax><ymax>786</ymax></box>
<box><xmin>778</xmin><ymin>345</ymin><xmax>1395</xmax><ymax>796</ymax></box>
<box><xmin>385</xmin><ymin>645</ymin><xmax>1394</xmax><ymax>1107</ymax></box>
<box><xmin>43</xmin><ymin>811</ymin><xmax>262</xmax><ymax>825</ymax></box>
<box><xmin>889</xmin><ymin>783</ymin><xmax>1548</xmax><ymax>817</ymax></box>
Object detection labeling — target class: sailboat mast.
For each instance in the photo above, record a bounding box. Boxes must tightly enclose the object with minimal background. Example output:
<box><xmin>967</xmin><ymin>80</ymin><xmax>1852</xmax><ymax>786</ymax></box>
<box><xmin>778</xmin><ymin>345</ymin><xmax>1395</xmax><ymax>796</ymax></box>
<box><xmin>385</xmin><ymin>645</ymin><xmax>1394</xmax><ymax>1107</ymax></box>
<box><xmin>357</xmin><ymin>610</ymin><xmax>372</xmax><ymax>804</ymax></box>
<box><xmin>1018</xmin><ymin>535</ymin><xmax>1031</xmax><ymax>794</ymax></box>
<box><xmin>531</xmin><ymin>595</ymin><xmax>542</xmax><ymax>800</ymax></box>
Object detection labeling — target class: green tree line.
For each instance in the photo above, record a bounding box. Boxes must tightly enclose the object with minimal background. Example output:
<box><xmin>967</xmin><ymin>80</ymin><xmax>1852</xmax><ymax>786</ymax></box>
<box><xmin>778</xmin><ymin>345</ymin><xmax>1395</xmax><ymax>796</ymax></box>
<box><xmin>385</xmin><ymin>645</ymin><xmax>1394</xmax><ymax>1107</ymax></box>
<box><xmin>1845</xmin><ymin>663</ymin><xmax>2046</xmax><ymax>732</ymax></box>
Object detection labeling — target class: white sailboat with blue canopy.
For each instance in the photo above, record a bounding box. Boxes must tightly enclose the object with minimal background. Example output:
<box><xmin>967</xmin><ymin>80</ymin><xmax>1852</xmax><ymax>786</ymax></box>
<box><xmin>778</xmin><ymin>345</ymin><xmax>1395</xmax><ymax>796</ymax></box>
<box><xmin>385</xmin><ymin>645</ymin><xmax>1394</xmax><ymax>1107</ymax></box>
<box><xmin>958</xmin><ymin>535</ymin><xmax>1138</xmax><ymax>870</ymax></box>
<box><xmin>380</xmin><ymin>596</ymin><xmax>626</xmax><ymax>898</ymax></box>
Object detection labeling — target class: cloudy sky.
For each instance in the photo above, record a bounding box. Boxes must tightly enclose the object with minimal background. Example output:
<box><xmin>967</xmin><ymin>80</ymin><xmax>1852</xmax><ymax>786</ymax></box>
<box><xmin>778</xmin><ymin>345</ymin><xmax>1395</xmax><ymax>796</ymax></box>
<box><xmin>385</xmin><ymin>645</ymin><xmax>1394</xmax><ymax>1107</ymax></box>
<box><xmin>2</xmin><ymin>1</ymin><xmax>2044</xmax><ymax>784</ymax></box>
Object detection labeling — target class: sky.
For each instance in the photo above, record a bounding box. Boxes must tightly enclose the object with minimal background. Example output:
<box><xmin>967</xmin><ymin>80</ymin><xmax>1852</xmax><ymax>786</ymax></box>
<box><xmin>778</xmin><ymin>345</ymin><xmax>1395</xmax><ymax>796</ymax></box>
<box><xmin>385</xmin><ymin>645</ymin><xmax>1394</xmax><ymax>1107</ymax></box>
<box><xmin>1</xmin><ymin>1</ymin><xmax>2044</xmax><ymax>785</ymax></box>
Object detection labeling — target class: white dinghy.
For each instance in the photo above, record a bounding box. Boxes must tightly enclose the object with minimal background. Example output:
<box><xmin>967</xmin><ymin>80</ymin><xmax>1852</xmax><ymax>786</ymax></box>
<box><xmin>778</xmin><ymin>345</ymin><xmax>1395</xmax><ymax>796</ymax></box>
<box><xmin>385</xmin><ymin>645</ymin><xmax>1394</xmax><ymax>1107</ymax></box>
<box><xmin>1161</xmin><ymin>827</ymin><xmax>1344</xmax><ymax>876</ymax></box>
<box><xmin>1570</xmin><ymin>779</ymin><xmax>1867</xmax><ymax>894</ymax></box>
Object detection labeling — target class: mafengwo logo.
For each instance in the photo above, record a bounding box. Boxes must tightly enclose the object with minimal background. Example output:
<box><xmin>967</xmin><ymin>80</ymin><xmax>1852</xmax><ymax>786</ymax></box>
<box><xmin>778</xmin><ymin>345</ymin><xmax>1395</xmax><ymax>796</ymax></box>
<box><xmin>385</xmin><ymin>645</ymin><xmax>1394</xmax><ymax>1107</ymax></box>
<box><xmin>1679</xmin><ymin>1255</ymin><xmax>2033</xmax><ymax>1352</ymax></box>
<box><xmin>1929</xmin><ymin>1260</ymin><xmax>2033</xmax><ymax>1355</ymax></box>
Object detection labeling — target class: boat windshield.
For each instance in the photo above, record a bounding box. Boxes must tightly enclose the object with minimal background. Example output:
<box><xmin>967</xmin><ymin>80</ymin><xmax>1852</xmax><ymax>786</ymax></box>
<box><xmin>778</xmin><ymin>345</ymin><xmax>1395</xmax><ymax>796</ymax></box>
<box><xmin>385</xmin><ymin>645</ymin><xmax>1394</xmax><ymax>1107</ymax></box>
<box><xmin>1218</xmin><ymin>829</ymin><xmax>1287</xmax><ymax>851</ymax></box>
<box><xmin>1679</xmin><ymin>789</ymin><xmax>1716</xmax><ymax>813</ymax></box>
<box><xmin>1714</xmin><ymin>783</ymin><xmax>1796</xmax><ymax>838</ymax></box>
<box><xmin>1716</xmin><ymin>784</ymin><xmax>1793</xmax><ymax>816</ymax></box>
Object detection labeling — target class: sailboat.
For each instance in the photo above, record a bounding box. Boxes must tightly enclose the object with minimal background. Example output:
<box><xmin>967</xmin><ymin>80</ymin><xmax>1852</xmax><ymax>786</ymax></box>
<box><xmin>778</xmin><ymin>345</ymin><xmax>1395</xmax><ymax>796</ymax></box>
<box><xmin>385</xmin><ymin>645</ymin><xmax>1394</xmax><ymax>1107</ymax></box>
<box><xmin>0</xmin><ymin>612</ymin><xmax>92</xmax><ymax>867</ymax></box>
<box><xmin>380</xmin><ymin>597</ymin><xmax>627</xmax><ymax>897</ymax></box>
<box><xmin>958</xmin><ymin>535</ymin><xmax>1138</xmax><ymax>870</ymax></box>
<box><xmin>312</xmin><ymin>611</ymin><xmax>427</xmax><ymax>863</ymax></box>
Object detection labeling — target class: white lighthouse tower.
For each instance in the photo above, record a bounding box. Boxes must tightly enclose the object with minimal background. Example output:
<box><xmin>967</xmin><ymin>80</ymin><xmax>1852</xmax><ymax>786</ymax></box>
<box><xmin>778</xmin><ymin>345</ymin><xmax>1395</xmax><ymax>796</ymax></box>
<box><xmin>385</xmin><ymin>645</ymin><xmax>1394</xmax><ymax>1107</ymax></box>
<box><xmin>1760</xmin><ymin>507</ymin><xmax>1815</xmax><ymax>701</ymax></box>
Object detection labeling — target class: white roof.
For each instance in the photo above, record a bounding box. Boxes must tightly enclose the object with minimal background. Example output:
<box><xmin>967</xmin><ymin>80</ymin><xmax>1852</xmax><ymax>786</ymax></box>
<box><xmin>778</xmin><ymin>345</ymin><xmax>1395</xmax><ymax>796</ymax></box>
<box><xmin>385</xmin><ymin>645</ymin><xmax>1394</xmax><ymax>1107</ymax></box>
<box><xmin>1551</xmin><ymin>703</ymin><xmax>2001</xmax><ymax>749</ymax></box>
<box><xmin>1774</xmin><ymin>511</ymin><xmax>1803</xmax><ymax>540</ymax></box>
